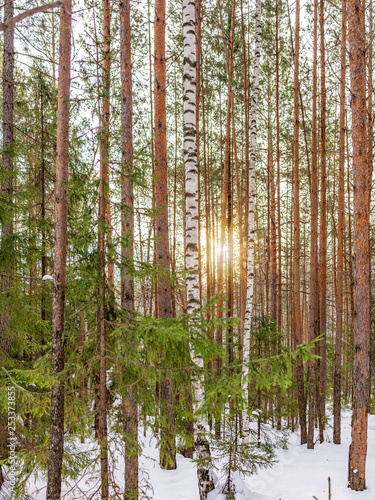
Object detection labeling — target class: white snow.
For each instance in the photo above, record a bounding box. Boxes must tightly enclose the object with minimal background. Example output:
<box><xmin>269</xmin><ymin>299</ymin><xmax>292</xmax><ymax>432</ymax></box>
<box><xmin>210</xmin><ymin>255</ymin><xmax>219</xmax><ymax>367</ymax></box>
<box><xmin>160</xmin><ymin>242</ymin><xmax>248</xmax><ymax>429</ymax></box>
<box><xmin>13</xmin><ymin>411</ymin><xmax>375</xmax><ymax>499</ymax></box>
<box><xmin>239</xmin><ymin>411</ymin><xmax>375</xmax><ymax>500</ymax></box>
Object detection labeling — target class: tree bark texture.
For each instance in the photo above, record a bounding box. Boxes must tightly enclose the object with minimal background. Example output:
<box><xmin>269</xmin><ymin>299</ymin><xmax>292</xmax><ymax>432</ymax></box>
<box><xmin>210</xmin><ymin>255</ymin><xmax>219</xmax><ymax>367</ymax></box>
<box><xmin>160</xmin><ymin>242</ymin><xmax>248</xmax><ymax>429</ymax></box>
<box><xmin>333</xmin><ymin>0</ymin><xmax>346</xmax><ymax>446</ymax></box>
<box><xmin>99</xmin><ymin>0</ymin><xmax>114</xmax><ymax>292</ymax></box>
<box><xmin>154</xmin><ymin>0</ymin><xmax>176</xmax><ymax>469</ymax></box>
<box><xmin>183</xmin><ymin>0</ymin><xmax>214</xmax><ymax>494</ymax></box>
<box><xmin>0</xmin><ymin>0</ymin><xmax>14</xmax><ymax>356</ymax></box>
<box><xmin>46</xmin><ymin>1</ymin><xmax>72</xmax><ymax>498</ymax></box>
<box><xmin>0</xmin><ymin>1</ymin><xmax>62</xmax><ymax>31</ymax></box>
<box><xmin>318</xmin><ymin>0</ymin><xmax>327</xmax><ymax>444</ymax></box>
<box><xmin>241</xmin><ymin>0</ymin><xmax>249</xmax><ymax>340</ymax></box>
<box><xmin>307</xmin><ymin>0</ymin><xmax>318</xmax><ymax>451</ymax></box>
<box><xmin>242</xmin><ymin>0</ymin><xmax>261</xmax><ymax>445</ymax></box>
<box><xmin>120</xmin><ymin>0</ymin><xmax>138</xmax><ymax>496</ymax></box>
<box><xmin>97</xmin><ymin>0</ymin><xmax>111</xmax><ymax>496</ymax></box>
<box><xmin>276</xmin><ymin>0</ymin><xmax>282</xmax><ymax>330</ymax></box>
<box><xmin>268</xmin><ymin>94</ymin><xmax>277</xmax><ymax>323</ymax></box>
<box><xmin>293</xmin><ymin>0</ymin><xmax>307</xmax><ymax>446</ymax></box>
<box><xmin>347</xmin><ymin>0</ymin><xmax>371</xmax><ymax>490</ymax></box>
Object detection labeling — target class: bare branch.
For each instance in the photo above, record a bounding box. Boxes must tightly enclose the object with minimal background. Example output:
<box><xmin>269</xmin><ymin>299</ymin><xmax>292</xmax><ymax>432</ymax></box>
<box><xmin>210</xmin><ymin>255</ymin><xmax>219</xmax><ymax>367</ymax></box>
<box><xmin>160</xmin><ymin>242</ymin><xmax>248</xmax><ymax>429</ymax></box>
<box><xmin>0</xmin><ymin>1</ymin><xmax>63</xmax><ymax>31</ymax></box>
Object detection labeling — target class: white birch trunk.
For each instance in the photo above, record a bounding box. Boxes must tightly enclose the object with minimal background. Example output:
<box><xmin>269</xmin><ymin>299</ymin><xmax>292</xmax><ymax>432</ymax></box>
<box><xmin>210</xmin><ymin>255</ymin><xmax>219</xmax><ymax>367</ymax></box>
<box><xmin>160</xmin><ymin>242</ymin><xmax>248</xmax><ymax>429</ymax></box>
<box><xmin>242</xmin><ymin>0</ymin><xmax>261</xmax><ymax>446</ymax></box>
<box><xmin>183</xmin><ymin>0</ymin><xmax>214</xmax><ymax>497</ymax></box>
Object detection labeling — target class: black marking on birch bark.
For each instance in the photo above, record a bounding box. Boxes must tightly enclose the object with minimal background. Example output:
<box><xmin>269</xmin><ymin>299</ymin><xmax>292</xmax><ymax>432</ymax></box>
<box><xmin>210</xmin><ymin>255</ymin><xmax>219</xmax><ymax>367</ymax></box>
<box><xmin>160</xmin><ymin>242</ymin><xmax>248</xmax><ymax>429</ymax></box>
<box><xmin>183</xmin><ymin>56</ymin><xmax>196</xmax><ymax>68</ymax></box>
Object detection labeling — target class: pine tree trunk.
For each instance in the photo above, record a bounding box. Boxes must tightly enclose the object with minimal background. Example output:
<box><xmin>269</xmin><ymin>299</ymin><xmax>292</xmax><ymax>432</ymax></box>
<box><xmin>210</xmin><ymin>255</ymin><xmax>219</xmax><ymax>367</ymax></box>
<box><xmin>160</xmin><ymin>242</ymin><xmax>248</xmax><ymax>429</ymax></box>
<box><xmin>0</xmin><ymin>0</ymin><xmax>14</xmax><ymax>479</ymax></box>
<box><xmin>97</xmin><ymin>0</ymin><xmax>111</xmax><ymax>495</ymax></box>
<box><xmin>333</xmin><ymin>0</ymin><xmax>346</xmax><ymax>446</ymax></box>
<box><xmin>154</xmin><ymin>0</ymin><xmax>176</xmax><ymax>469</ymax></box>
<box><xmin>368</xmin><ymin>0</ymin><xmax>374</xmax><ymax>404</ymax></box>
<box><xmin>147</xmin><ymin>0</ymin><xmax>156</xmax><ymax>318</ymax></box>
<box><xmin>231</xmin><ymin>84</ymin><xmax>243</xmax><ymax>357</ymax></box>
<box><xmin>41</xmin><ymin>91</ymin><xmax>47</xmax><ymax>330</ymax></box>
<box><xmin>202</xmin><ymin>72</ymin><xmax>212</xmax><ymax>326</ymax></box>
<box><xmin>46</xmin><ymin>1</ymin><xmax>72</xmax><ymax>498</ymax></box>
<box><xmin>276</xmin><ymin>0</ymin><xmax>282</xmax><ymax>338</ymax></box>
<box><xmin>307</xmin><ymin>0</ymin><xmax>318</xmax><ymax>451</ymax></box>
<box><xmin>347</xmin><ymin>0</ymin><xmax>371</xmax><ymax>490</ymax></box>
<box><xmin>293</xmin><ymin>0</ymin><xmax>307</xmax><ymax>446</ymax></box>
<box><xmin>216</xmin><ymin>0</ymin><xmax>233</xmax><ymax>388</ymax></box>
<box><xmin>120</xmin><ymin>0</ymin><xmax>138</xmax><ymax>495</ymax></box>
<box><xmin>242</xmin><ymin>0</ymin><xmax>261</xmax><ymax>445</ymax></box>
<box><xmin>226</xmin><ymin>1</ymin><xmax>235</xmax><ymax>372</ymax></box>
<box><xmin>101</xmin><ymin>0</ymin><xmax>113</xmax><ymax>292</ymax></box>
<box><xmin>318</xmin><ymin>0</ymin><xmax>327</xmax><ymax>444</ymax></box>
<box><xmin>0</xmin><ymin>0</ymin><xmax>14</xmax><ymax>356</ymax></box>
<box><xmin>268</xmin><ymin>89</ymin><xmax>277</xmax><ymax>323</ymax></box>
<box><xmin>98</xmin><ymin>133</ymin><xmax>109</xmax><ymax>500</ymax></box>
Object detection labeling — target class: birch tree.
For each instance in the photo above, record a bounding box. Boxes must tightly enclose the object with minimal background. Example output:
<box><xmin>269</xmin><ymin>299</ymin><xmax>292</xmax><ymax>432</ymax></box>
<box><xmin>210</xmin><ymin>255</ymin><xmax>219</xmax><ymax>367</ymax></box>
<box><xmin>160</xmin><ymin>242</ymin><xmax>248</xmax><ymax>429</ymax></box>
<box><xmin>183</xmin><ymin>0</ymin><xmax>214</xmax><ymax>496</ymax></box>
<box><xmin>242</xmin><ymin>0</ymin><xmax>261</xmax><ymax>445</ymax></box>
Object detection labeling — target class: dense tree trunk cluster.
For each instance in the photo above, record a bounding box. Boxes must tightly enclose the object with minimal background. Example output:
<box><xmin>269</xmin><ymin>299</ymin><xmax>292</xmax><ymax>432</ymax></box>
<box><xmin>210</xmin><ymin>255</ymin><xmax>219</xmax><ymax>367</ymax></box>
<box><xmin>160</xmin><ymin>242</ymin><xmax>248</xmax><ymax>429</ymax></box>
<box><xmin>0</xmin><ymin>0</ymin><xmax>373</xmax><ymax>497</ymax></box>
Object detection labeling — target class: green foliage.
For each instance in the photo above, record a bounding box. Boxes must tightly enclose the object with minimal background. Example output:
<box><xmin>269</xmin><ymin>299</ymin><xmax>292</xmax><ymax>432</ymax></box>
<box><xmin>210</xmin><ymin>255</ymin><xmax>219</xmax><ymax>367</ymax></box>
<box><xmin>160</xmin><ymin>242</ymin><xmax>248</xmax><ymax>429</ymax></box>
<box><xmin>207</xmin><ymin>418</ymin><xmax>276</xmax><ymax>497</ymax></box>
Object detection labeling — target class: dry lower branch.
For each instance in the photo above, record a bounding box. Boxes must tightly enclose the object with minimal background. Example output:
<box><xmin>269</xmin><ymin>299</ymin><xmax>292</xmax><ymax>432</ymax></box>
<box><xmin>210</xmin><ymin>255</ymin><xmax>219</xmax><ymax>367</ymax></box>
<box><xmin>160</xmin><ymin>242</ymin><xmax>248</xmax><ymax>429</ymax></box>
<box><xmin>0</xmin><ymin>1</ymin><xmax>63</xmax><ymax>31</ymax></box>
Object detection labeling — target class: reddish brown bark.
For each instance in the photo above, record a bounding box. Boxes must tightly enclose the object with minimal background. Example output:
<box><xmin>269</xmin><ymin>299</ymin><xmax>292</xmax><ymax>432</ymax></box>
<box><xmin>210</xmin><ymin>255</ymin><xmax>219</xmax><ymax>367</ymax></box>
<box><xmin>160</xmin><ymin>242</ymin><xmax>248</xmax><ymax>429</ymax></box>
<box><xmin>0</xmin><ymin>0</ymin><xmax>14</xmax><ymax>356</ymax></box>
<box><xmin>40</xmin><ymin>92</ymin><xmax>47</xmax><ymax>328</ymax></box>
<box><xmin>154</xmin><ymin>0</ymin><xmax>172</xmax><ymax>321</ymax></box>
<box><xmin>293</xmin><ymin>0</ymin><xmax>307</xmax><ymax>445</ymax></box>
<box><xmin>318</xmin><ymin>0</ymin><xmax>327</xmax><ymax>444</ymax></box>
<box><xmin>98</xmin><ymin>117</ymin><xmax>109</xmax><ymax>498</ymax></box>
<box><xmin>333</xmin><ymin>0</ymin><xmax>346</xmax><ymax>445</ymax></box>
<box><xmin>307</xmin><ymin>0</ymin><xmax>318</xmax><ymax>451</ymax></box>
<box><xmin>268</xmin><ymin>89</ymin><xmax>277</xmax><ymax>323</ymax></box>
<box><xmin>97</xmin><ymin>0</ymin><xmax>111</xmax><ymax>495</ymax></box>
<box><xmin>226</xmin><ymin>2</ymin><xmax>236</xmax><ymax>369</ymax></box>
<box><xmin>120</xmin><ymin>0</ymin><xmax>138</xmax><ymax>495</ymax></box>
<box><xmin>231</xmin><ymin>87</ymin><xmax>243</xmax><ymax>358</ymax></box>
<box><xmin>0</xmin><ymin>0</ymin><xmax>15</xmax><ymax>480</ymax></box>
<box><xmin>227</xmin><ymin>138</ymin><xmax>233</xmax><ymax>366</ymax></box>
<box><xmin>275</xmin><ymin>5</ymin><xmax>282</xmax><ymax>428</ymax></box>
<box><xmin>216</xmin><ymin>0</ymin><xmax>234</xmax><ymax>376</ymax></box>
<box><xmin>120</xmin><ymin>0</ymin><xmax>134</xmax><ymax>314</ymax></box>
<box><xmin>101</xmin><ymin>0</ymin><xmax>114</xmax><ymax>291</ymax></box>
<box><xmin>147</xmin><ymin>0</ymin><xmax>157</xmax><ymax>318</ymax></box>
<box><xmin>46</xmin><ymin>1</ymin><xmax>72</xmax><ymax>498</ymax></box>
<box><xmin>347</xmin><ymin>0</ymin><xmax>371</xmax><ymax>490</ymax></box>
<box><xmin>154</xmin><ymin>0</ymin><xmax>176</xmax><ymax>469</ymax></box>
<box><xmin>202</xmin><ymin>71</ymin><xmax>211</xmax><ymax>319</ymax></box>
<box><xmin>275</xmin><ymin>0</ymin><xmax>282</xmax><ymax>331</ymax></box>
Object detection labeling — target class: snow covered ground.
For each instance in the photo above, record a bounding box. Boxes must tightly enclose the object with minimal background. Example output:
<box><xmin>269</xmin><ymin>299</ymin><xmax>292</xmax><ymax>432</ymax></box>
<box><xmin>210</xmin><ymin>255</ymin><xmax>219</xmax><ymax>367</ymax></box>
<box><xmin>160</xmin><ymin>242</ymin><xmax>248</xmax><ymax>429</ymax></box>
<box><xmin>212</xmin><ymin>411</ymin><xmax>375</xmax><ymax>500</ymax></box>
<box><xmin>146</xmin><ymin>410</ymin><xmax>375</xmax><ymax>500</ymax></box>
<box><xmin>226</xmin><ymin>411</ymin><xmax>375</xmax><ymax>500</ymax></box>
<box><xmin>10</xmin><ymin>411</ymin><xmax>375</xmax><ymax>499</ymax></box>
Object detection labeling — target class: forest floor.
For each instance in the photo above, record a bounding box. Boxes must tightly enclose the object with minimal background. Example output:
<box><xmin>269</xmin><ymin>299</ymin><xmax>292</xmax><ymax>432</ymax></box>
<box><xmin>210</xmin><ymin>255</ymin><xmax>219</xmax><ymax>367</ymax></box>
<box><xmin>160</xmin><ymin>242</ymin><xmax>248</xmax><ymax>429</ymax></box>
<box><xmin>18</xmin><ymin>410</ymin><xmax>375</xmax><ymax>499</ymax></box>
<box><xmin>142</xmin><ymin>410</ymin><xmax>375</xmax><ymax>500</ymax></box>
